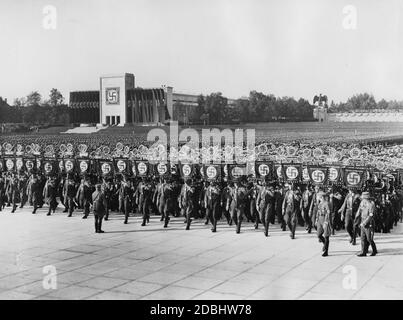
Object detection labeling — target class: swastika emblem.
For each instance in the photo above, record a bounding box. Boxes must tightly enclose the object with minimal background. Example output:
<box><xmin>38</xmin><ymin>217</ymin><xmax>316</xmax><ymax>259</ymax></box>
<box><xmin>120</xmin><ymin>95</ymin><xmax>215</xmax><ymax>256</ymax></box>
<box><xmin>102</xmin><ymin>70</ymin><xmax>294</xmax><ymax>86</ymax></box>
<box><xmin>44</xmin><ymin>163</ymin><xmax>52</xmax><ymax>173</ymax></box>
<box><xmin>80</xmin><ymin>161</ymin><xmax>88</xmax><ymax>172</ymax></box>
<box><xmin>286</xmin><ymin>166</ymin><xmax>299</xmax><ymax>179</ymax></box>
<box><xmin>312</xmin><ymin>170</ymin><xmax>325</xmax><ymax>183</ymax></box>
<box><xmin>137</xmin><ymin>162</ymin><xmax>147</xmax><ymax>175</ymax></box>
<box><xmin>182</xmin><ymin>164</ymin><xmax>191</xmax><ymax>176</ymax></box>
<box><xmin>101</xmin><ymin>163</ymin><xmax>111</xmax><ymax>174</ymax></box>
<box><xmin>206</xmin><ymin>166</ymin><xmax>217</xmax><ymax>179</ymax></box>
<box><xmin>157</xmin><ymin>163</ymin><xmax>167</xmax><ymax>175</ymax></box>
<box><xmin>328</xmin><ymin>167</ymin><xmax>338</xmax><ymax>181</ymax></box>
<box><xmin>65</xmin><ymin>160</ymin><xmax>74</xmax><ymax>172</ymax></box>
<box><xmin>6</xmin><ymin>159</ymin><xmax>14</xmax><ymax>170</ymax></box>
<box><xmin>117</xmin><ymin>160</ymin><xmax>126</xmax><ymax>172</ymax></box>
<box><xmin>347</xmin><ymin>172</ymin><xmax>361</xmax><ymax>185</ymax></box>
<box><xmin>276</xmin><ymin>166</ymin><xmax>282</xmax><ymax>178</ymax></box>
<box><xmin>25</xmin><ymin>160</ymin><xmax>34</xmax><ymax>170</ymax></box>
<box><xmin>106</xmin><ymin>88</ymin><xmax>119</xmax><ymax>104</ymax></box>
<box><xmin>258</xmin><ymin>164</ymin><xmax>270</xmax><ymax>177</ymax></box>
<box><xmin>16</xmin><ymin>159</ymin><xmax>23</xmax><ymax>170</ymax></box>
<box><xmin>302</xmin><ymin>168</ymin><xmax>310</xmax><ymax>181</ymax></box>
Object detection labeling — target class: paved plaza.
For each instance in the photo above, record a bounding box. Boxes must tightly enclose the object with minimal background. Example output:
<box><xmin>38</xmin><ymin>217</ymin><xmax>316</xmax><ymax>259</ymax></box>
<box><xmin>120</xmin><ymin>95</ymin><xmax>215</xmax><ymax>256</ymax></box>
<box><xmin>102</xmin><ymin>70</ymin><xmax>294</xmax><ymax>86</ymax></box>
<box><xmin>0</xmin><ymin>206</ymin><xmax>402</xmax><ymax>300</ymax></box>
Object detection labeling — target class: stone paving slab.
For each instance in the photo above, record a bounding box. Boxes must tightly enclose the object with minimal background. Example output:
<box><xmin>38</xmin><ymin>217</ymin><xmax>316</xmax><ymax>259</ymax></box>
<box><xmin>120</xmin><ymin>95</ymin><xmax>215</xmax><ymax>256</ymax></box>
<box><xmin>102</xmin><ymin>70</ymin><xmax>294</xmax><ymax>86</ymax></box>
<box><xmin>0</xmin><ymin>205</ymin><xmax>402</xmax><ymax>300</ymax></box>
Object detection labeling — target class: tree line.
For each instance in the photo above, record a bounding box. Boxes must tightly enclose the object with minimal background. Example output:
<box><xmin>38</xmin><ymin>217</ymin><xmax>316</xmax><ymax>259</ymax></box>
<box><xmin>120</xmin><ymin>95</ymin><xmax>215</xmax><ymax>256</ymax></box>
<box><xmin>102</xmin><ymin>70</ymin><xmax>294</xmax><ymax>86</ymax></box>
<box><xmin>174</xmin><ymin>91</ymin><xmax>314</xmax><ymax>125</ymax></box>
<box><xmin>328</xmin><ymin>93</ymin><xmax>403</xmax><ymax>113</ymax></box>
<box><xmin>0</xmin><ymin>89</ymin><xmax>69</xmax><ymax>126</ymax></box>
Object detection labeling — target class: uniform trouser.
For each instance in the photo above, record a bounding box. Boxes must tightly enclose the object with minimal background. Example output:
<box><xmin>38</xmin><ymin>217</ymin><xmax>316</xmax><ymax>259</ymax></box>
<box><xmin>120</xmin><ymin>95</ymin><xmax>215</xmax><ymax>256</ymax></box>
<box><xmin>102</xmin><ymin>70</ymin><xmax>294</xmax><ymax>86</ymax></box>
<box><xmin>259</xmin><ymin>206</ymin><xmax>275</xmax><ymax>235</ymax></box>
<box><xmin>120</xmin><ymin>197</ymin><xmax>131</xmax><ymax>222</ymax></box>
<box><xmin>0</xmin><ymin>192</ymin><xmax>4</xmax><ymax>210</ymax></box>
<box><xmin>81</xmin><ymin>199</ymin><xmax>90</xmax><ymax>217</ymax></box>
<box><xmin>317</xmin><ymin>221</ymin><xmax>330</xmax><ymax>253</ymax></box>
<box><xmin>11</xmin><ymin>195</ymin><xmax>18</xmax><ymax>212</ymax></box>
<box><xmin>310</xmin><ymin>207</ymin><xmax>317</xmax><ymax>231</ymax></box>
<box><xmin>251</xmin><ymin>200</ymin><xmax>259</xmax><ymax>226</ymax></box>
<box><xmin>345</xmin><ymin>211</ymin><xmax>355</xmax><ymax>241</ymax></box>
<box><xmin>184</xmin><ymin>204</ymin><xmax>194</xmax><ymax>229</ymax></box>
<box><xmin>276</xmin><ymin>208</ymin><xmax>285</xmax><ymax>228</ymax></box>
<box><xmin>65</xmin><ymin>197</ymin><xmax>74</xmax><ymax>215</ymax></box>
<box><xmin>32</xmin><ymin>195</ymin><xmax>39</xmax><ymax>213</ymax></box>
<box><xmin>140</xmin><ymin>198</ymin><xmax>152</xmax><ymax>223</ymax></box>
<box><xmin>284</xmin><ymin>207</ymin><xmax>297</xmax><ymax>237</ymax></box>
<box><xmin>104</xmin><ymin>198</ymin><xmax>110</xmax><ymax>219</ymax></box>
<box><xmin>360</xmin><ymin>226</ymin><xmax>377</xmax><ymax>255</ymax></box>
<box><xmin>19</xmin><ymin>191</ymin><xmax>26</xmax><ymax>208</ymax></box>
<box><xmin>163</xmin><ymin>201</ymin><xmax>173</xmax><ymax>227</ymax></box>
<box><xmin>94</xmin><ymin>213</ymin><xmax>104</xmax><ymax>232</ymax></box>
<box><xmin>231</xmin><ymin>206</ymin><xmax>245</xmax><ymax>233</ymax></box>
<box><xmin>302</xmin><ymin>206</ymin><xmax>311</xmax><ymax>230</ymax></box>
<box><xmin>248</xmin><ymin>200</ymin><xmax>256</xmax><ymax>222</ymax></box>
<box><xmin>47</xmin><ymin>199</ymin><xmax>57</xmax><ymax>213</ymax></box>
<box><xmin>207</xmin><ymin>201</ymin><xmax>221</xmax><ymax>231</ymax></box>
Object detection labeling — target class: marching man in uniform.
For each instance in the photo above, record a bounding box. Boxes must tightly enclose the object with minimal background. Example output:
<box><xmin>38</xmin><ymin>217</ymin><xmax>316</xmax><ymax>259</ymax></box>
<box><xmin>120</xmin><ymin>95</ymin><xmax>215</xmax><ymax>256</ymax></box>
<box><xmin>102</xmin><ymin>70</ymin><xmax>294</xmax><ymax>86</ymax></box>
<box><xmin>255</xmin><ymin>180</ymin><xmax>275</xmax><ymax>237</ymax></box>
<box><xmin>356</xmin><ymin>192</ymin><xmax>378</xmax><ymax>257</ymax></box>
<box><xmin>179</xmin><ymin>178</ymin><xmax>195</xmax><ymax>230</ymax></box>
<box><xmin>282</xmin><ymin>183</ymin><xmax>301</xmax><ymax>239</ymax></box>
<box><xmin>315</xmin><ymin>192</ymin><xmax>331</xmax><ymax>257</ymax></box>
<box><xmin>43</xmin><ymin>177</ymin><xmax>58</xmax><ymax>215</ymax></box>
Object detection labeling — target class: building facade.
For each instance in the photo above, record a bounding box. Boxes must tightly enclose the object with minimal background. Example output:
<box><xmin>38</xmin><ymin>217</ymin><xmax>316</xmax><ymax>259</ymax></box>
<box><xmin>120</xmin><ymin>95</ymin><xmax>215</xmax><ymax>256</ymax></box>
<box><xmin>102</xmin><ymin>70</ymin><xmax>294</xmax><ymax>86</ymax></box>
<box><xmin>69</xmin><ymin>73</ymin><xmax>235</xmax><ymax>126</ymax></box>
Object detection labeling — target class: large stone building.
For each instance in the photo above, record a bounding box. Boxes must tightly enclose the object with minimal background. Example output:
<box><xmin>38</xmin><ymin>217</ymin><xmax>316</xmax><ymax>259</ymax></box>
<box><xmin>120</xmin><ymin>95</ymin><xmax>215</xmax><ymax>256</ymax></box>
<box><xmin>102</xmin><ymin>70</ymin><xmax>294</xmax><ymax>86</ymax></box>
<box><xmin>69</xmin><ymin>73</ymin><xmax>236</xmax><ymax>126</ymax></box>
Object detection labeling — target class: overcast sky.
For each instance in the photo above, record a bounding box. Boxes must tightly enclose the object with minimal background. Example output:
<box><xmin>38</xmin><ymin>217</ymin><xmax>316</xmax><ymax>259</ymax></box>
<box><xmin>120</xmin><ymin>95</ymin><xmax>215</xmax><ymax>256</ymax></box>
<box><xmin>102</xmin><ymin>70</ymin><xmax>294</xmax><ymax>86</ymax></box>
<box><xmin>1</xmin><ymin>0</ymin><xmax>403</xmax><ymax>104</ymax></box>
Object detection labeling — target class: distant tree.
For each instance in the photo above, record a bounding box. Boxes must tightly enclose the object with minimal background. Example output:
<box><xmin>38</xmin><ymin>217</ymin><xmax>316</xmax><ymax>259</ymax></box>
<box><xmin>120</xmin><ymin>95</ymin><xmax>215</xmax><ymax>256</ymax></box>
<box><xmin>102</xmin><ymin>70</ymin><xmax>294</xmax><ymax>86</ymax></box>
<box><xmin>25</xmin><ymin>91</ymin><xmax>42</xmax><ymax>106</ymax></box>
<box><xmin>346</xmin><ymin>93</ymin><xmax>376</xmax><ymax>111</ymax></box>
<box><xmin>48</xmin><ymin>88</ymin><xmax>64</xmax><ymax>106</ymax></box>
<box><xmin>13</xmin><ymin>97</ymin><xmax>26</xmax><ymax>107</ymax></box>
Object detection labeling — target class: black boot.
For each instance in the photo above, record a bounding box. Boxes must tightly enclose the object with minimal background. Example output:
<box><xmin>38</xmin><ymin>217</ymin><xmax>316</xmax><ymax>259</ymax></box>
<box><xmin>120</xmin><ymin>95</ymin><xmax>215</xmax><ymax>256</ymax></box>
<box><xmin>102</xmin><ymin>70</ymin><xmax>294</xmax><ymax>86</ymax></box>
<box><xmin>164</xmin><ymin>216</ymin><xmax>170</xmax><ymax>228</ymax></box>
<box><xmin>186</xmin><ymin>218</ymin><xmax>191</xmax><ymax>230</ymax></box>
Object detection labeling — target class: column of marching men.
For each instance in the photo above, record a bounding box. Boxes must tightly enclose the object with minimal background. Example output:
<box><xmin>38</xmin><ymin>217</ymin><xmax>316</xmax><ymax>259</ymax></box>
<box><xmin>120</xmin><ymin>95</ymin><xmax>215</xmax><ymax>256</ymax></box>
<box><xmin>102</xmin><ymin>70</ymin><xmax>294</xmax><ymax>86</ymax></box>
<box><xmin>0</xmin><ymin>169</ymin><xmax>402</xmax><ymax>257</ymax></box>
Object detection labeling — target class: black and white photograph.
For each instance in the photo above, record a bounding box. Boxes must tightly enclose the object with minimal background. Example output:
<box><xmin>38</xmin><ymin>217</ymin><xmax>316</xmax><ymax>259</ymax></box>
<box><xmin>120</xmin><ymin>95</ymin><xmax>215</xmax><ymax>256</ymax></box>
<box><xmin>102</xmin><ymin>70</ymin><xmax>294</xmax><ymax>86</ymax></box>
<box><xmin>0</xmin><ymin>0</ymin><xmax>403</xmax><ymax>306</ymax></box>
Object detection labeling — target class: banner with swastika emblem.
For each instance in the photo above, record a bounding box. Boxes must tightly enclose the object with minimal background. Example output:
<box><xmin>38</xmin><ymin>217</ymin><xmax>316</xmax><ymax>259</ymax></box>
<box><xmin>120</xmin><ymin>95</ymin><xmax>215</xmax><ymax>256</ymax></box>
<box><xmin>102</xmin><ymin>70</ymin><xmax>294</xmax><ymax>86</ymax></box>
<box><xmin>227</xmin><ymin>163</ymin><xmax>247</xmax><ymax>181</ymax></box>
<box><xmin>281</xmin><ymin>163</ymin><xmax>301</xmax><ymax>182</ymax></box>
<box><xmin>179</xmin><ymin>163</ymin><xmax>195</xmax><ymax>179</ymax></box>
<box><xmin>203</xmin><ymin>164</ymin><xmax>222</xmax><ymax>181</ymax></box>
<box><xmin>135</xmin><ymin>161</ymin><xmax>150</xmax><ymax>177</ymax></box>
<box><xmin>98</xmin><ymin>160</ymin><xmax>114</xmax><ymax>177</ymax></box>
<box><xmin>154</xmin><ymin>162</ymin><xmax>171</xmax><ymax>177</ymax></box>
<box><xmin>326</xmin><ymin>166</ymin><xmax>343</xmax><ymax>185</ymax></box>
<box><xmin>77</xmin><ymin>158</ymin><xmax>91</xmax><ymax>175</ymax></box>
<box><xmin>63</xmin><ymin>159</ymin><xmax>76</xmax><ymax>174</ymax></box>
<box><xmin>301</xmin><ymin>166</ymin><xmax>310</xmax><ymax>183</ymax></box>
<box><xmin>308</xmin><ymin>166</ymin><xmax>328</xmax><ymax>185</ymax></box>
<box><xmin>344</xmin><ymin>168</ymin><xmax>366</xmax><ymax>189</ymax></box>
<box><xmin>255</xmin><ymin>161</ymin><xmax>273</xmax><ymax>180</ymax></box>
<box><xmin>43</xmin><ymin>158</ymin><xmax>56</xmax><ymax>176</ymax></box>
<box><xmin>114</xmin><ymin>158</ymin><xmax>129</xmax><ymax>174</ymax></box>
